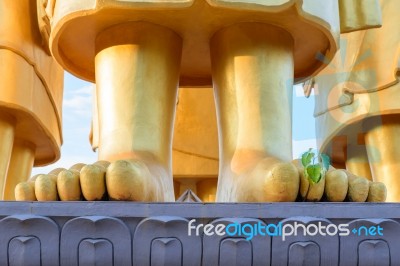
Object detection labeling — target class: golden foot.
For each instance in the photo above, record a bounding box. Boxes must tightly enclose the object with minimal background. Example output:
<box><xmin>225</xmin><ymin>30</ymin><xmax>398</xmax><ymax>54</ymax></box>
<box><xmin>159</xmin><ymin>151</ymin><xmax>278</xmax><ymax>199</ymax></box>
<box><xmin>220</xmin><ymin>157</ymin><xmax>300</xmax><ymax>202</ymax></box>
<box><xmin>343</xmin><ymin>170</ymin><xmax>386</xmax><ymax>202</ymax></box>
<box><xmin>292</xmin><ymin>160</ymin><xmax>387</xmax><ymax>202</ymax></box>
<box><xmin>106</xmin><ymin>159</ymin><xmax>171</xmax><ymax>201</ymax></box>
<box><xmin>15</xmin><ymin>159</ymin><xmax>174</xmax><ymax>202</ymax></box>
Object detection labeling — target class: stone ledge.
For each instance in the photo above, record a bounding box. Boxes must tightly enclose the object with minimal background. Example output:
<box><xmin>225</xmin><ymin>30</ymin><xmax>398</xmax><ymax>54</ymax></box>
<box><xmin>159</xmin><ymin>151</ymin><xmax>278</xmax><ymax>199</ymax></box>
<box><xmin>0</xmin><ymin>202</ymin><xmax>398</xmax><ymax>265</ymax></box>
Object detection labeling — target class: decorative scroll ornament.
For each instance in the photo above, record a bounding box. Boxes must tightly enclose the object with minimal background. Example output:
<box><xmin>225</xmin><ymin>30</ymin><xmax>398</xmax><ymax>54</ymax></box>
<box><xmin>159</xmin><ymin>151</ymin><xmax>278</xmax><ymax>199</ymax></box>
<box><xmin>37</xmin><ymin>0</ymin><xmax>56</xmax><ymax>55</ymax></box>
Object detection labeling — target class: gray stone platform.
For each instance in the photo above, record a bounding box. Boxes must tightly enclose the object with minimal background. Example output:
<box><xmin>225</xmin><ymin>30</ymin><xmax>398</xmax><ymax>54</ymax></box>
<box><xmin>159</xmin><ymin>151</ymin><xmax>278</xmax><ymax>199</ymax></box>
<box><xmin>0</xmin><ymin>202</ymin><xmax>399</xmax><ymax>265</ymax></box>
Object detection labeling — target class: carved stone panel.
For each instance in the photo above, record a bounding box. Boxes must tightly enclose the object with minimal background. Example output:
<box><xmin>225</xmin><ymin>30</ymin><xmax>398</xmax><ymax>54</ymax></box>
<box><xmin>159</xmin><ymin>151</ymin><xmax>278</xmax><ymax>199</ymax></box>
<box><xmin>8</xmin><ymin>236</ymin><xmax>41</xmax><ymax>266</ymax></box>
<box><xmin>202</xmin><ymin>218</ymin><xmax>271</xmax><ymax>266</ymax></box>
<box><xmin>60</xmin><ymin>216</ymin><xmax>131</xmax><ymax>266</ymax></box>
<box><xmin>133</xmin><ymin>216</ymin><xmax>202</xmax><ymax>266</ymax></box>
<box><xmin>151</xmin><ymin>237</ymin><xmax>182</xmax><ymax>266</ymax></box>
<box><xmin>288</xmin><ymin>241</ymin><xmax>320</xmax><ymax>266</ymax></box>
<box><xmin>340</xmin><ymin>219</ymin><xmax>400</xmax><ymax>266</ymax></box>
<box><xmin>358</xmin><ymin>240</ymin><xmax>390</xmax><ymax>266</ymax></box>
<box><xmin>78</xmin><ymin>239</ymin><xmax>113</xmax><ymax>266</ymax></box>
<box><xmin>0</xmin><ymin>202</ymin><xmax>399</xmax><ymax>265</ymax></box>
<box><xmin>219</xmin><ymin>238</ymin><xmax>253</xmax><ymax>266</ymax></box>
<box><xmin>272</xmin><ymin>217</ymin><xmax>339</xmax><ymax>266</ymax></box>
<box><xmin>0</xmin><ymin>215</ymin><xmax>59</xmax><ymax>266</ymax></box>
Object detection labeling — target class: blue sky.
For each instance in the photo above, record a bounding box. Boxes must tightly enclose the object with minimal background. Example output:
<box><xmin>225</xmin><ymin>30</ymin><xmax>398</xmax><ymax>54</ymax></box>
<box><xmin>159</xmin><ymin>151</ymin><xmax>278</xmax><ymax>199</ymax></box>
<box><xmin>32</xmin><ymin>73</ymin><xmax>97</xmax><ymax>175</ymax></box>
<box><xmin>32</xmin><ymin>73</ymin><xmax>317</xmax><ymax>175</ymax></box>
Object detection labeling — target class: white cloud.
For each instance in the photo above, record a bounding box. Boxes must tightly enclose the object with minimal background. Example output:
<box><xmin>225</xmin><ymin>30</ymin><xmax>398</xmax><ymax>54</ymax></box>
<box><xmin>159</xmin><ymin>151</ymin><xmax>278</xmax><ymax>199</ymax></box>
<box><xmin>63</xmin><ymin>85</ymin><xmax>94</xmax><ymax>117</ymax></box>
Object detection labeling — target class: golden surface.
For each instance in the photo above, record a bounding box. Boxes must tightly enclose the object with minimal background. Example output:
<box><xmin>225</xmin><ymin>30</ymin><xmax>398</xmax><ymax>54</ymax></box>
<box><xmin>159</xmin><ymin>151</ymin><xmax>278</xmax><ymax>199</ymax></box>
<box><xmin>211</xmin><ymin>23</ymin><xmax>298</xmax><ymax>201</ymax></box>
<box><xmin>339</xmin><ymin>0</ymin><xmax>381</xmax><ymax>33</ymax></box>
<box><xmin>0</xmin><ymin>115</ymin><xmax>15</xmax><ymax>199</ymax></box>
<box><xmin>172</xmin><ymin>88</ymin><xmax>219</xmax><ymax>178</ymax></box>
<box><xmin>50</xmin><ymin>0</ymin><xmax>345</xmax><ymax>85</ymax></box>
<box><xmin>95</xmin><ymin>22</ymin><xmax>181</xmax><ymax>163</ymax></box>
<box><xmin>4</xmin><ymin>141</ymin><xmax>35</xmax><ymax>200</ymax></box>
<box><xmin>171</xmin><ymin>87</ymin><xmax>218</xmax><ymax>201</ymax></box>
<box><xmin>0</xmin><ymin>0</ymin><xmax>64</xmax><ymax>199</ymax></box>
<box><xmin>0</xmin><ymin>0</ymin><xmax>375</xmax><ymax>202</ymax></box>
<box><xmin>314</xmin><ymin>0</ymin><xmax>399</xmax><ymax>156</ymax></box>
<box><xmin>313</xmin><ymin>0</ymin><xmax>399</xmax><ymax>201</ymax></box>
<box><xmin>95</xmin><ymin>22</ymin><xmax>181</xmax><ymax>200</ymax></box>
<box><xmin>365</xmin><ymin>116</ymin><xmax>400</xmax><ymax>202</ymax></box>
<box><xmin>45</xmin><ymin>0</ymin><xmax>381</xmax><ymax>202</ymax></box>
<box><xmin>196</xmin><ymin>179</ymin><xmax>217</xmax><ymax>202</ymax></box>
<box><xmin>345</xmin><ymin>144</ymin><xmax>373</xmax><ymax>181</ymax></box>
<box><xmin>0</xmin><ymin>0</ymin><xmax>64</xmax><ymax>164</ymax></box>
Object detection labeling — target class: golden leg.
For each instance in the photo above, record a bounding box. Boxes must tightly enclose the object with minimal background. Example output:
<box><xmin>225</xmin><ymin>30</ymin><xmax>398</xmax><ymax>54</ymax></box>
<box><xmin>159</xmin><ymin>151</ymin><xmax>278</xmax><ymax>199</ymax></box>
<box><xmin>365</xmin><ymin>115</ymin><xmax>400</xmax><ymax>202</ymax></box>
<box><xmin>0</xmin><ymin>115</ymin><xmax>15</xmax><ymax>200</ymax></box>
<box><xmin>211</xmin><ymin>23</ymin><xmax>299</xmax><ymax>202</ymax></box>
<box><xmin>95</xmin><ymin>22</ymin><xmax>182</xmax><ymax>201</ymax></box>
<box><xmin>345</xmin><ymin>144</ymin><xmax>373</xmax><ymax>180</ymax></box>
<box><xmin>3</xmin><ymin>140</ymin><xmax>35</xmax><ymax>200</ymax></box>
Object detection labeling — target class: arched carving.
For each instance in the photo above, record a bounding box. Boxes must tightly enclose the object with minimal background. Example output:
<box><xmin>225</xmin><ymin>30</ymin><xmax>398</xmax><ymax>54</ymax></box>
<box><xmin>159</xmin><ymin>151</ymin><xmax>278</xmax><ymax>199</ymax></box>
<box><xmin>272</xmin><ymin>217</ymin><xmax>339</xmax><ymax>266</ymax></box>
<box><xmin>202</xmin><ymin>218</ymin><xmax>271</xmax><ymax>266</ymax></box>
<box><xmin>133</xmin><ymin>216</ymin><xmax>202</xmax><ymax>266</ymax></box>
<box><xmin>340</xmin><ymin>219</ymin><xmax>400</xmax><ymax>265</ymax></box>
<box><xmin>60</xmin><ymin>216</ymin><xmax>131</xmax><ymax>266</ymax></box>
<box><xmin>0</xmin><ymin>215</ymin><xmax>59</xmax><ymax>265</ymax></box>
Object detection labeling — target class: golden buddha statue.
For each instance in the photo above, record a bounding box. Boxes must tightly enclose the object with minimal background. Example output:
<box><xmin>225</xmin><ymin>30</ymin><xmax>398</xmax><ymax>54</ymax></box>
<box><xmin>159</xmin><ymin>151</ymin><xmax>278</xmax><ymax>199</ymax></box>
<box><xmin>13</xmin><ymin>0</ymin><xmax>387</xmax><ymax>202</ymax></box>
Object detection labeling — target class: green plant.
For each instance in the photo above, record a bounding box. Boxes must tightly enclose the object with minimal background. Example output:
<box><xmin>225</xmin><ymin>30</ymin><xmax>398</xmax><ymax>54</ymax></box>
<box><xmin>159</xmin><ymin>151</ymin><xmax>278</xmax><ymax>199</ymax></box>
<box><xmin>301</xmin><ymin>148</ymin><xmax>330</xmax><ymax>201</ymax></box>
